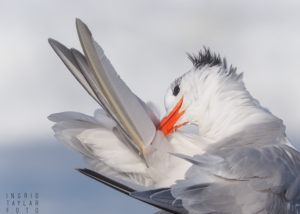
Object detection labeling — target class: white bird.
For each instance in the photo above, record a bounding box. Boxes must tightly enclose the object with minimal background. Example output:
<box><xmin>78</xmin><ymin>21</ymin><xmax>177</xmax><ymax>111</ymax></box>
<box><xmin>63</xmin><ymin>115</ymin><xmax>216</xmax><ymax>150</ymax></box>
<box><xmin>49</xmin><ymin>19</ymin><xmax>300</xmax><ymax>214</ymax></box>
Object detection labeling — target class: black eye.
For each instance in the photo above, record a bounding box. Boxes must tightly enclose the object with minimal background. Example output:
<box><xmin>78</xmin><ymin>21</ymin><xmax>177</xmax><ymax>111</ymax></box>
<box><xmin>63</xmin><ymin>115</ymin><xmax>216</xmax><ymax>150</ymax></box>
<box><xmin>173</xmin><ymin>85</ymin><xmax>180</xmax><ymax>96</ymax></box>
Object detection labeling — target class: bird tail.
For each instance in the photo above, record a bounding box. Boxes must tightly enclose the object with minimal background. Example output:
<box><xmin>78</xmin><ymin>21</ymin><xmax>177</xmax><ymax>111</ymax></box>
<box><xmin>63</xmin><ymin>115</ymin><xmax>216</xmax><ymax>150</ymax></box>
<box><xmin>76</xmin><ymin>168</ymin><xmax>187</xmax><ymax>214</ymax></box>
<box><xmin>76</xmin><ymin>168</ymin><xmax>135</xmax><ymax>195</ymax></box>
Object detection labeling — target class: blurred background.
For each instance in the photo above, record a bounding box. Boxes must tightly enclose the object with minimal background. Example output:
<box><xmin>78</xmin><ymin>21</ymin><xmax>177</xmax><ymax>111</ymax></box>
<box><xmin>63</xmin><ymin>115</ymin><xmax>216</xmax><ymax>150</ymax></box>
<box><xmin>1</xmin><ymin>0</ymin><xmax>300</xmax><ymax>213</ymax></box>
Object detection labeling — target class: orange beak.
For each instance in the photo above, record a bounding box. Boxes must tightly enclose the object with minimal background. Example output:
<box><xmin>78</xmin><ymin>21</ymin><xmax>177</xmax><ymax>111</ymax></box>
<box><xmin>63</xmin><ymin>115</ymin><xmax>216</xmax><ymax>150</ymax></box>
<box><xmin>158</xmin><ymin>97</ymin><xmax>188</xmax><ymax>136</ymax></box>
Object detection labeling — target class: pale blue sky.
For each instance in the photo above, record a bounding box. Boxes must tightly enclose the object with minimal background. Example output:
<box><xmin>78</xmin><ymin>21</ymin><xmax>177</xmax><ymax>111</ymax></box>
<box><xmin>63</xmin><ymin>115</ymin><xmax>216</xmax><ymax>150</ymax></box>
<box><xmin>1</xmin><ymin>0</ymin><xmax>300</xmax><ymax>213</ymax></box>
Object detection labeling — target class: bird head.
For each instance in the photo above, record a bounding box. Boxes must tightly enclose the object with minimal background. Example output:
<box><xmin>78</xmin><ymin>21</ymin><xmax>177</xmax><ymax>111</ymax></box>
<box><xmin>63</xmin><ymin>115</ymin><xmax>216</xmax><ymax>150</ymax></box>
<box><xmin>158</xmin><ymin>48</ymin><xmax>260</xmax><ymax>139</ymax></box>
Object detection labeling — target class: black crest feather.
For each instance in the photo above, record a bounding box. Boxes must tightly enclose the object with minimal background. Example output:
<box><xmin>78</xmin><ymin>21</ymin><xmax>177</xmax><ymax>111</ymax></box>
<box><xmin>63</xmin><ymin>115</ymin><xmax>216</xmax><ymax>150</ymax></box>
<box><xmin>188</xmin><ymin>48</ymin><xmax>222</xmax><ymax>68</ymax></box>
<box><xmin>188</xmin><ymin>47</ymin><xmax>237</xmax><ymax>77</ymax></box>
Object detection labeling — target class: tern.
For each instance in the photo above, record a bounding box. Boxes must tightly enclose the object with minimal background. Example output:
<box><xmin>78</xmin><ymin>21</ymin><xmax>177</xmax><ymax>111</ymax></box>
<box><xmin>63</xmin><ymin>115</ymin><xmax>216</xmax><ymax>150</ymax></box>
<box><xmin>49</xmin><ymin>19</ymin><xmax>300</xmax><ymax>214</ymax></box>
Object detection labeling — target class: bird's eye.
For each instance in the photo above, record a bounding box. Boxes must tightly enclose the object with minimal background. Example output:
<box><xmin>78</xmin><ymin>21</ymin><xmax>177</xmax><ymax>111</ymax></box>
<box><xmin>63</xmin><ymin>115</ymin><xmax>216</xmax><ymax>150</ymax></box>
<box><xmin>173</xmin><ymin>85</ymin><xmax>180</xmax><ymax>96</ymax></box>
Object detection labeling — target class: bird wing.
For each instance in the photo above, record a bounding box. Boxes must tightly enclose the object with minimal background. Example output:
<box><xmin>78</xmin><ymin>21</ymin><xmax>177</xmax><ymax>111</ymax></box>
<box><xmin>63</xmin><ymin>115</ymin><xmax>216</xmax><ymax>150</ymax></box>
<box><xmin>48</xmin><ymin>38</ymin><xmax>101</xmax><ymax>105</ymax></box>
<box><xmin>124</xmin><ymin>135</ymin><xmax>300</xmax><ymax>214</ymax></box>
<box><xmin>49</xmin><ymin>19</ymin><xmax>157</xmax><ymax>156</ymax></box>
<box><xmin>75</xmin><ymin>18</ymin><xmax>156</xmax><ymax>153</ymax></box>
<box><xmin>163</xmin><ymin>143</ymin><xmax>300</xmax><ymax>214</ymax></box>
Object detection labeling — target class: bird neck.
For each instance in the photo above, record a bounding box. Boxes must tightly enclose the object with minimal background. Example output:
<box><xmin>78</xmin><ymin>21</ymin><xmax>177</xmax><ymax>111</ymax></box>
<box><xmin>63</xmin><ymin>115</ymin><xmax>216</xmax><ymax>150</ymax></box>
<box><xmin>193</xmin><ymin>88</ymin><xmax>285</xmax><ymax>143</ymax></box>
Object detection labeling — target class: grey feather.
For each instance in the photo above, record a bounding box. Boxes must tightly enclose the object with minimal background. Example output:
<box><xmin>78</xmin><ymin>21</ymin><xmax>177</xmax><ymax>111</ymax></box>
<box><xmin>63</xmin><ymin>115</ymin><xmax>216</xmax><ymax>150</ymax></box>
<box><xmin>70</xmin><ymin>48</ymin><xmax>112</xmax><ymax>114</ymax></box>
<box><xmin>75</xmin><ymin>18</ymin><xmax>156</xmax><ymax>151</ymax></box>
<box><xmin>169</xmin><ymin>143</ymin><xmax>300</xmax><ymax>214</ymax></box>
<box><xmin>48</xmin><ymin>38</ymin><xmax>100</xmax><ymax>104</ymax></box>
<box><xmin>49</xmin><ymin>19</ymin><xmax>159</xmax><ymax>159</ymax></box>
<box><xmin>131</xmin><ymin>188</ymin><xmax>188</xmax><ymax>214</ymax></box>
<box><xmin>77</xmin><ymin>168</ymin><xmax>186</xmax><ymax>213</ymax></box>
<box><xmin>48</xmin><ymin>38</ymin><xmax>128</xmax><ymax>146</ymax></box>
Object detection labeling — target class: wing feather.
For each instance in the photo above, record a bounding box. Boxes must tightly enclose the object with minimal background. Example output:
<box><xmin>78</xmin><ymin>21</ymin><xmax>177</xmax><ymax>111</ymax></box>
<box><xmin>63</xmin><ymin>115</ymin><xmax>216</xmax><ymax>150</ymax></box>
<box><xmin>169</xmin><ymin>144</ymin><xmax>300</xmax><ymax>214</ymax></box>
<box><xmin>49</xmin><ymin>111</ymin><xmax>155</xmax><ymax>187</ymax></box>
<box><xmin>48</xmin><ymin>39</ymin><xmax>100</xmax><ymax>105</ymax></box>
<box><xmin>75</xmin><ymin>18</ymin><xmax>156</xmax><ymax>152</ymax></box>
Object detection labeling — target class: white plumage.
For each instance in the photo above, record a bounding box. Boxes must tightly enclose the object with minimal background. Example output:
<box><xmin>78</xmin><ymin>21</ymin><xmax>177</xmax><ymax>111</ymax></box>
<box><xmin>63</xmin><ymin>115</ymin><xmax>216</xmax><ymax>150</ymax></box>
<box><xmin>49</xmin><ymin>108</ymin><xmax>206</xmax><ymax>189</ymax></box>
<box><xmin>49</xmin><ymin>19</ymin><xmax>300</xmax><ymax>214</ymax></box>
